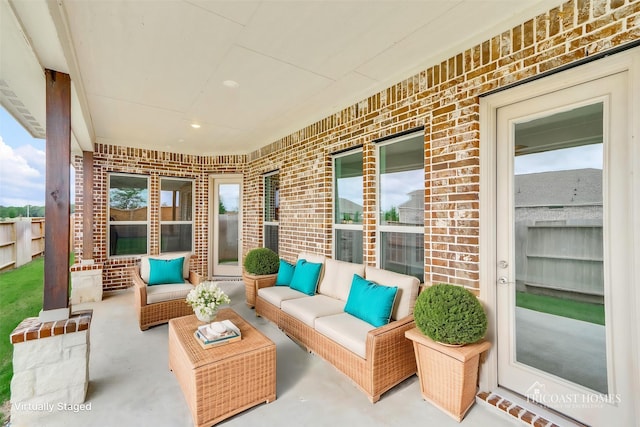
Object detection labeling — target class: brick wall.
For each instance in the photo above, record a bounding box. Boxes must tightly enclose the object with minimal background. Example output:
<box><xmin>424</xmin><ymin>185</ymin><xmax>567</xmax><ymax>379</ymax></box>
<box><xmin>243</xmin><ymin>0</ymin><xmax>639</xmax><ymax>290</ymax></box>
<box><xmin>75</xmin><ymin>0</ymin><xmax>639</xmax><ymax>291</ymax></box>
<box><xmin>74</xmin><ymin>145</ymin><xmax>245</xmax><ymax>290</ymax></box>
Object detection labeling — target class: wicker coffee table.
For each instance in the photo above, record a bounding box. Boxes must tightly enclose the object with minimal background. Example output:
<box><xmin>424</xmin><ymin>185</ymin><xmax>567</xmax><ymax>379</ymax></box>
<box><xmin>168</xmin><ymin>308</ymin><xmax>276</xmax><ymax>427</ymax></box>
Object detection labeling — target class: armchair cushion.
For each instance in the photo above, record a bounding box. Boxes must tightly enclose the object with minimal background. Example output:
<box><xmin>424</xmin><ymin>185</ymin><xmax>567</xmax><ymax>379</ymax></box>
<box><xmin>146</xmin><ymin>283</ymin><xmax>194</xmax><ymax>304</ymax></box>
<box><xmin>148</xmin><ymin>257</ymin><xmax>185</xmax><ymax>285</ymax></box>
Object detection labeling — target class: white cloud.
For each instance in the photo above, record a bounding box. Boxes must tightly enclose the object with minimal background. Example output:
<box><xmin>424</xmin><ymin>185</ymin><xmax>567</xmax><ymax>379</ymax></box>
<box><xmin>0</xmin><ymin>136</ymin><xmax>45</xmax><ymax>206</ymax></box>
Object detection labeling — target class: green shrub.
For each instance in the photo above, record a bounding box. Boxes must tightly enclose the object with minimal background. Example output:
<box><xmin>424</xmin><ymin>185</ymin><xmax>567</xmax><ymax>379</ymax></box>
<box><xmin>413</xmin><ymin>283</ymin><xmax>487</xmax><ymax>345</ymax></box>
<box><xmin>243</xmin><ymin>248</ymin><xmax>279</xmax><ymax>275</ymax></box>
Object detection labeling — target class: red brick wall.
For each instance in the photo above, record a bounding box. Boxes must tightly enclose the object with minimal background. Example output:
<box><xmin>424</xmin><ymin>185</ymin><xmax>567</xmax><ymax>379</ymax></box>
<box><xmin>75</xmin><ymin>0</ymin><xmax>640</xmax><ymax>291</ymax></box>
<box><xmin>74</xmin><ymin>145</ymin><xmax>245</xmax><ymax>290</ymax></box>
<box><xmin>243</xmin><ymin>0</ymin><xmax>639</xmax><ymax>289</ymax></box>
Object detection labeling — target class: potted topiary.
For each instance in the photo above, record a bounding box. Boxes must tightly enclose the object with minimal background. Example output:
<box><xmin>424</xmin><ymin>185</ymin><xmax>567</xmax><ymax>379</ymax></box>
<box><xmin>242</xmin><ymin>248</ymin><xmax>279</xmax><ymax>308</ymax></box>
<box><xmin>405</xmin><ymin>284</ymin><xmax>490</xmax><ymax>422</ymax></box>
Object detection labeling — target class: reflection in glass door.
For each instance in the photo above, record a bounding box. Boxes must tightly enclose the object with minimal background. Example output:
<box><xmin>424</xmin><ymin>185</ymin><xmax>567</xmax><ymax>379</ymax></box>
<box><xmin>512</xmin><ymin>104</ymin><xmax>607</xmax><ymax>393</ymax></box>
<box><xmin>212</xmin><ymin>177</ymin><xmax>242</xmax><ymax>277</ymax></box>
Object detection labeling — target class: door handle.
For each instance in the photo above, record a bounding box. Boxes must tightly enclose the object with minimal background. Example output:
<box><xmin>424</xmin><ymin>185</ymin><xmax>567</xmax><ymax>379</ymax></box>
<box><xmin>498</xmin><ymin>276</ymin><xmax>509</xmax><ymax>285</ymax></box>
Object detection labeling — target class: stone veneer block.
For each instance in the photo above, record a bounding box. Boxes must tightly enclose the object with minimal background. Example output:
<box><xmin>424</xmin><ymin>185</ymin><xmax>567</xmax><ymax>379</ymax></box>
<box><xmin>70</xmin><ymin>263</ymin><xmax>103</xmax><ymax>304</ymax></box>
<box><xmin>10</xmin><ymin>311</ymin><xmax>92</xmax><ymax>426</ymax></box>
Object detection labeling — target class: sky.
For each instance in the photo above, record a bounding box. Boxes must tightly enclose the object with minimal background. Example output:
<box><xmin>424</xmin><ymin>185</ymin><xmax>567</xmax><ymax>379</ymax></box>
<box><xmin>0</xmin><ymin>107</ymin><xmax>47</xmax><ymax>207</ymax></box>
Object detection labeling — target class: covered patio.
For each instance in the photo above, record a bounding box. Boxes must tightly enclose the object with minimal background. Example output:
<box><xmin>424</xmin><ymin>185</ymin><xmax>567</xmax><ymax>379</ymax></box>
<box><xmin>2</xmin><ymin>0</ymin><xmax>640</xmax><ymax>426</ymax></box>
<box><xmin>20</xmin><ymin>284</ymin><xmax>515</xmax><ymax>427</ymax></box>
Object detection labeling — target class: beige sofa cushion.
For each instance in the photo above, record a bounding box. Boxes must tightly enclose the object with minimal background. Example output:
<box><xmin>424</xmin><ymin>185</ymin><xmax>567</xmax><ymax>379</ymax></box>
<box><xmin>140</xmin><ymin>252</ymin><xmax>191</xmax><ymax>283</ymax></box>
<box><xmin>317</xmin><ymin>258</ymin><xmax>365</xmax><ymax>301</ymax></box>
<box><xmin>281</xmin><ymin>295</ymin><xmax>345</xmax><ymax>327</ymax></box>
<box><xmin>146</xmin><ymin>283</ymin><xmax>194</xmax><ymax>304</ymax></box>
<box><xmin>364</xmin><ymin>267</ymin><xmax>420</xmax><ymax>320</ymax></box>
<box><xmin>314</xmin><ymin>313</ymin><xmax>375</xmax><ymax>359</ymax></box>
<box><xmin>257</xmin><ymin>286</ymin><xmax>307</xmax><ymax>308</ymax></box>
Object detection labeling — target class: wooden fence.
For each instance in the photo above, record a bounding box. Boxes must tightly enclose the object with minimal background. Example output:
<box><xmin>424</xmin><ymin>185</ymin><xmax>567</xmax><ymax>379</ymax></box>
<box><xmin>0</xmin><ymin>218</ymin><xmax>45</xmax><ymax>272</ymax></box>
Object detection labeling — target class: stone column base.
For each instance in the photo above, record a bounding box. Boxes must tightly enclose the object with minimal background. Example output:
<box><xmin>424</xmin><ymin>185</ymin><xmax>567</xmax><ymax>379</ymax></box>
<box><xmin>9</xmin><ymin>311</ymin><xmax>92</xmax><ymax>426</ymax></box>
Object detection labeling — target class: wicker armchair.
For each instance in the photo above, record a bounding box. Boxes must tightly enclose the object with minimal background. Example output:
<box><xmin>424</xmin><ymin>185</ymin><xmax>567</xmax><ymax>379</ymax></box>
<box><xmin>131</xmin><ymin>254</ymin><xmax>202</xmax><ymax>331</ymax></box>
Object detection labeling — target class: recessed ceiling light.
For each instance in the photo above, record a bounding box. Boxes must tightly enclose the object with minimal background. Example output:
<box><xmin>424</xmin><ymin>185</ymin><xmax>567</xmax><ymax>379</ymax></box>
<box><xmin>222</xmin><ymin>80</ymin><xmax>239</xmax><ymax>88</ymax></box>
<box><xmin>191</xmin><ymin>123</ymin><xmax>201</xmax><ymax>129</ymax></box>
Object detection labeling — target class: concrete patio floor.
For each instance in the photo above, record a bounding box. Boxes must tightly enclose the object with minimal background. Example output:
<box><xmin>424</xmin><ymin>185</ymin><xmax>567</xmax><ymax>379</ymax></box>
<box><xmin>14</xmin><ymin>282</ymin><xmax>515</xmax><ymax>427</ymax></box>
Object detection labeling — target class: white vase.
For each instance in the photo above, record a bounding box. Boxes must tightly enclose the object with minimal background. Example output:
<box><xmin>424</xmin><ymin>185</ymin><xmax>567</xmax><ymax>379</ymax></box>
<box><xmin>195</xmin><ymin>307</ymin><xmax>218</xmax><ymax>323</ymax></box>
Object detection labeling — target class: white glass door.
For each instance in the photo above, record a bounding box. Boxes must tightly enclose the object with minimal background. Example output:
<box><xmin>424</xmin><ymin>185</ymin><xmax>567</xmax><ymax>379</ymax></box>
<box><xmin>496</xmin><ymin>71</ymin><xmax>634</xmax><ymax>424</ymax></box>
<box><xmin>211</xmin><ymin>176</ymin><xmax>242</xmax><ymax>277</ymax></box>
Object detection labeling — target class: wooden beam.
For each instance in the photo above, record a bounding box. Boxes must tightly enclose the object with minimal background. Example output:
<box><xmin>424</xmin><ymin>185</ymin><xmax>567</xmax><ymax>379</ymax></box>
<box><xmin>43</xmin><ymin>69</ymin><xmax>71</xmax><ymax>311</ymax></box>
<box><xmin>82</xmin><ymin>151</ymin><xmax>94</xmax><ymax>260</ymax></box>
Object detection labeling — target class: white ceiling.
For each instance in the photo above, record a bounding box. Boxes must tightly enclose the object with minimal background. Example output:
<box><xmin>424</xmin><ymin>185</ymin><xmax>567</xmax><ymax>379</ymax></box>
<box><xmin>2</xmin><ymin>0</ymin><xmax>561</xmax><ymax>155</ymax></box>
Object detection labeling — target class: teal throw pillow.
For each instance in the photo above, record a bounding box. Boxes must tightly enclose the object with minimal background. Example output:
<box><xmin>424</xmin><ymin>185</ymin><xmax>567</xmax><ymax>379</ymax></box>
<box><xmin>148</xmin><ymin>257</ymin><xmax>185</xmax><ymax>285</ymax></box>
<box><xmin>344</xmin><ymin>274</ymin><xmax>398</xmax><ymax>327</ymax></box>
<box><xmin>289</xmin><ymin>259</ymin><xmax>322</xmax><ymax>296</ymax></box>
<box><xmin>276</xmin><ymin>259</ymin><xmax>295</xmax><ymax>286</ymax></box>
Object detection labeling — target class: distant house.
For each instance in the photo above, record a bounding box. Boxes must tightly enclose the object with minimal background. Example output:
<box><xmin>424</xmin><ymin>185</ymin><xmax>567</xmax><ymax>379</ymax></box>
<box><xmin>514</xmin><ymin>168</ymin><xmax>603</xmax><ymax>303</ymax></box>
<box><xmin>398</xmin><ymin>190</ymin><xmax>424</xmax><ymax>225</ymax></box>
<box><xmin>515</xmin><ymin>168</ymin><xmax>602</xmax><ymax>220</ymax></box>
<box><xmin>337</xmin><ymin>198</ymin><xmax>363</xmax><ymax>223</ymax></box>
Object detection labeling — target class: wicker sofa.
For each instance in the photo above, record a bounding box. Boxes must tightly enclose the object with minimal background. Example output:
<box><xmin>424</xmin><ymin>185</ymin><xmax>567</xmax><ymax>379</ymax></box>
<box><xmin>255</xmin><ymin>252</ymin><xmax>420</xmax><ymax>403</ymax></box>
<box><xmin>131</xmin><ymin>252</ymin><xmax>201</xmax><ymax>331</ymax></box>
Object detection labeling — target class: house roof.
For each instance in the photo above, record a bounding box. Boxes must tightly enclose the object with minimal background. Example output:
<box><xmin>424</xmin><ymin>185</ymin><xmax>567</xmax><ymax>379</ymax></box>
<box><xmin>514</xmin><ymin>168</ymin><xmax>603</xmax><ymax>207</ymax></box>
<box><xmin>1</xmin><ymin>0</ymin><xmax>562</xmax><ymax>155</ymax></box>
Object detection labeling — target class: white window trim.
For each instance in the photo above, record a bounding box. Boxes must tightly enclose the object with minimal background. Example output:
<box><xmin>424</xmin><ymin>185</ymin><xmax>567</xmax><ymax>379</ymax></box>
<box><xmin>375</xmin><ymin>132</ymin><xmax>424</xmax><ymax>270</ymax></box>
<box><xmin>332</xmin><ymin>148</ymin><xmax>364</xmax><ymax>260</ymax></box>
<box><xmin>159</xmin><ymin>177</ymin><xmax>195</xmax><ymax>253</ymax></box>
<box><xmin>263</xmin><ymin>170</ymin><xmax>279</xmax><ymax>250</ymax></box>
<box><xmin>107</xmin><ymin>173</ymin><xmax>150</xmax><ymax>258</ymax></box>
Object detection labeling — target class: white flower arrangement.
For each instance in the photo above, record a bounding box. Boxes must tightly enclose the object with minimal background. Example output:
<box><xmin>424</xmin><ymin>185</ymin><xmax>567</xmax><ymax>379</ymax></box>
<box><xmin>186</xmin><ymin>281</ymin><xmax>231</xmax><ymax>319</ymax></box>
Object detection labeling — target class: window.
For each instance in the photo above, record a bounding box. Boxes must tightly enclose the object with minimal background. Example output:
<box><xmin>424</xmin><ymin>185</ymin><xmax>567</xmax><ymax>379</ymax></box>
<box><xmin>333</xmin><ymin>150</ymin><xmax>363</xmax><ymax>263</ymax></box>
<box><xmin>108</xmin><ymin>174</ymin><xmax>149</xmax><ymax>256</ymax></box>
<box><xmin>160</xmin><ymin>178</ymin><xmax>193</xmax><ymax>252</ymax></box>
<box><xmin>377</xmin><ymin>132</ymin><xmax>424</xmax><ymax>281</ymax></box>
<box><xmin>264</xmin><ymin>171</ymin><xmax>279</xmax><ymax>253</ymax></box>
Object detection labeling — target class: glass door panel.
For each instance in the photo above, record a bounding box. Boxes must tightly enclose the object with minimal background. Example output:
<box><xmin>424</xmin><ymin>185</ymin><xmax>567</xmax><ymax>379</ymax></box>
<box><xmin>512</xmin><ymin>104</ymin><xmax>607</xmax><ymax>393</ymax></box>
<box><xmin>212</xmin><ymin>178</ymin><xmax>242</xmax><ymax>277</ymax></box>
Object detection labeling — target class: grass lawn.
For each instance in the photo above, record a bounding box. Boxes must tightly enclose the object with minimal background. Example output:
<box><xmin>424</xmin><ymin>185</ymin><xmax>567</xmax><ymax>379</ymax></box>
<box><xmin>0</xmin><ymin>254</ymin><xmax>74</xmax><ymax>424</ymax></box>
<box><xmin>516</xmin><ymin>291</ymin><xmax>605</xmax><ymax>325</ymax></box>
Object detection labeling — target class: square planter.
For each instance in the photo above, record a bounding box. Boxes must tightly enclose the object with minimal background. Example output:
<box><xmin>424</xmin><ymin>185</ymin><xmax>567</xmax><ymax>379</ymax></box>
<box><xmin>405</xmin><ymin>327</ymin><xmax>491</xmax><ymax>422</ymax></box>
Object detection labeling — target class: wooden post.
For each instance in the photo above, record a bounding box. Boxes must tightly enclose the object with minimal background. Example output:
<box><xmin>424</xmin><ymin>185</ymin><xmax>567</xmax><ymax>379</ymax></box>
<box><xmin>82</xmin><ymin>151</ymin><xmax>94</xmax><ymax>260</ymax></box>
<box><xmin>42</xmin><ymin>69</ymin><xmax>71</xmax><ymax>319</ymax></box>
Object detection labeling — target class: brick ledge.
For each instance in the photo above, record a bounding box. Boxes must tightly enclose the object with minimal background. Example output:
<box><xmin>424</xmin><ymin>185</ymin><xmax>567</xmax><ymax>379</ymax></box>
<box><xmin>10</xmin><ymin>310</ymin><xmax>93</xmax><ymax>344</ymax></box>
<box><xmin>476</xmin><ymin>390</ymin><xmax>587</xmax><ymax>427</ymax></box>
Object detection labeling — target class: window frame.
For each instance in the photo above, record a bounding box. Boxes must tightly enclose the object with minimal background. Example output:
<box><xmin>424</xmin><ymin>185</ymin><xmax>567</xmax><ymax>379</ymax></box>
<box><xmin>159</xmin><ymin>176</ymin><xmax>195</xmax><ymax>253</ymax></box>
<box><xmin>375</xmin><ymin>131</ymin><xmax>425</xmax><ymax>280</ymax></box>
<box><xmin>332</xmin><ymin>148</ymin><xmax>364</xmax><ymax>263</ymax></box>
<box><xmin>263</xmin><ymin>170</ymin><xmax>279</xmax><ymax>253</ymax></box>
<box><xmin>107</xmin><ymin>173</ymin><xmax>150</xmax><ymax>258</ymax></box>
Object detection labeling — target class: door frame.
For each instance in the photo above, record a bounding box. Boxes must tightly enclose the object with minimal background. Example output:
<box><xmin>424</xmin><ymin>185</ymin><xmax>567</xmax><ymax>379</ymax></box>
<box><xmin>209</xmin><ymin>174</ymin><xmax>243</xmax><ymax>278</ymax></box>
<box><xmin>479</xmin><ymin>48</ymin><xmax>640</xmax><ymax>416</ymax></box>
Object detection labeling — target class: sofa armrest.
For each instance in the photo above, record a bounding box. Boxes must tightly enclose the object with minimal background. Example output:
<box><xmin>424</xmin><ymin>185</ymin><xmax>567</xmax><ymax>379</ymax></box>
<box><xmin>188</xmin><ymin>270</ymin><xmax>202</xmax><ymax>285</ymax></box>
<box><xmin>365</xmin><ymin>315</ymin><xmax>416</xmax><ymax>362</ymax></box>
<box><xmin>255</xmin><ymin>274</ymin><xmax>277</xmax><ymax>290</ymax></box>
<box><xmin>130</xmin><ymin>265</ymin><xmax>148</xmax><ymax>307</ymax></box>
